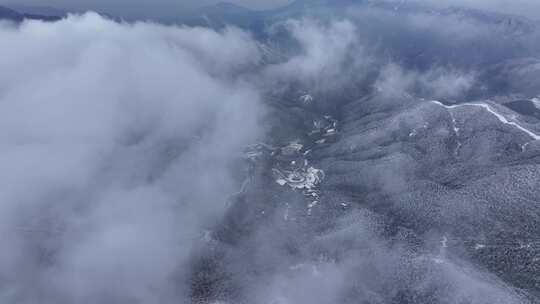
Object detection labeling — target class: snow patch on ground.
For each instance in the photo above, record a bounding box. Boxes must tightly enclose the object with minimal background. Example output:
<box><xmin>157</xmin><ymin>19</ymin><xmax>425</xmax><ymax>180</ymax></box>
<box><xmin>531</xmin><ymin>97</ymin><xmax>540</xmax><ymax>109</ymax></box>
<box><xmin>299</xmin><ymin>94</ymin><xmax>314</xmax><ymax>104</ymax></box>
<box><xmin>273</xmin><ymin>166</ymin><xmax>324</xmax><ymax>190</ymax></box>
<box><xmin>430</xmin><ymin>100</ymin><xmax>540</xmax><ymax>152</ymax></box>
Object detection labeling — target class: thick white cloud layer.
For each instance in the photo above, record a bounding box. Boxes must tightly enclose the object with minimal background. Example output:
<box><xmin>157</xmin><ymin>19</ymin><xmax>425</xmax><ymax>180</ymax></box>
<box><xmin>0</xmin><ymin>13</ymin><xmax>262</xmax><ymax>303</ymax></box>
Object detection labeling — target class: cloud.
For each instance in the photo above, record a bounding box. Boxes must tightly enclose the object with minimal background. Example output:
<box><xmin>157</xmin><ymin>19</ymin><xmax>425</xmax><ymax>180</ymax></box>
<box><xmin>261</xmin><ymin>18</ymin><xmax>372</xmax><ymax>98</ymax></box>
<box><xmin>374</xmin><ymin>63</ymin><xmax>476</xmax><ymax>100</ymax></box>
<box><xmin>260</xmin><ymin>15</ymin><xmax>481</xmax><ymax>101</ymax></box>
<box><xmin>0</xmin><ymin>13</ymin><xmax>263</xmax><ymax>303</ymax></box>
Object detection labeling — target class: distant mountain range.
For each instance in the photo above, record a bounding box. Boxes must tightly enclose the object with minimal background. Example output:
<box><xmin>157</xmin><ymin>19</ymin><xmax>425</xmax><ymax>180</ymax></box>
<box><xmin>180</xmin><ymin>2</ymin><xmax>263</xmax><ymax>28</ymax></box>
<box><xmin>1</xmin><ymin>0</ymin><xmax>537</xmax><ymax>34</ymax></box>
<box><xmin>172</xmin><ymin>0</ymin><xmax>539</xmax><ymax>41</ymax></box>
<box><xmin>0</xmin><ymin>5</ymin><xmax>62</xmax><ymax>22</ymax></box>
<box><xmin>6</xmin><ymin>4</ymin><xmax>67</xmax><ymax>17</ymax></box>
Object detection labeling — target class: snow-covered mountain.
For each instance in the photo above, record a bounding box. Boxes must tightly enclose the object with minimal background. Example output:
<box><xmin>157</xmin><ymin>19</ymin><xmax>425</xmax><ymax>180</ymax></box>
<box><xmin>186</xmin><ymin>1</ymin><xmax>540</xmax><ymax>303</ymax></box>
<box><xmin>1</xmin><ymin>1</ymin><xmax>539</xmax><ymax>303</ymax></box>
